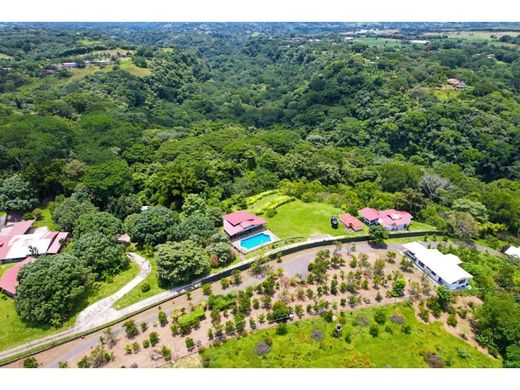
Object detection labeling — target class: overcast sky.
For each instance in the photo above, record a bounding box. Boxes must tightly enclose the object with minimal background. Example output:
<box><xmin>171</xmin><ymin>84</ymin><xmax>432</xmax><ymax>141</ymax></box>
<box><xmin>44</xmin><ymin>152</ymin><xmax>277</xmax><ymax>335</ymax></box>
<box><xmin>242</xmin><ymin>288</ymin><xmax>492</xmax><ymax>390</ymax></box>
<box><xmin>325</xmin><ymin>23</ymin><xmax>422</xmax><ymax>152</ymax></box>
<box><xmin>1</xmin><ymin>0</ymin><xmax>519</xmax><ymax>22</ymax></box>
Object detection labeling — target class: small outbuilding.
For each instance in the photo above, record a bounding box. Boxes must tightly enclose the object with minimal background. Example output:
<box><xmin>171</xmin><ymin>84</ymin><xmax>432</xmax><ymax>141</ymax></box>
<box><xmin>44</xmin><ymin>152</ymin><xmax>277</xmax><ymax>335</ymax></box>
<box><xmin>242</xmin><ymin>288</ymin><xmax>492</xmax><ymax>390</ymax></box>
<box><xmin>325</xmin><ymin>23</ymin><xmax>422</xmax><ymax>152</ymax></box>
<box><xmin>339</xmin><ymin>213</ymin><xmax>363</xmax><ymax>231</ymax></box>
<box><xmin>503</xmin><ymin>245</ymin><xmax>520</xmax><ymax>258</ymax></box>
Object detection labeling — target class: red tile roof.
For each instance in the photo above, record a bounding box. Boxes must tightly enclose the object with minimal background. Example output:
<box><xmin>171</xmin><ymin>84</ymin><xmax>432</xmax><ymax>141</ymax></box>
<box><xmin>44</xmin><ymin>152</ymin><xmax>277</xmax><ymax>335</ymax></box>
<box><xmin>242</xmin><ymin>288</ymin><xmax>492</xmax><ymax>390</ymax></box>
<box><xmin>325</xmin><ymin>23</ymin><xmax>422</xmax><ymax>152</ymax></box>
<box><xmin>339</xmin><ymin>214</ymin><xmax>363</xmax><ymax>231</ymax></box>
<box><xmin>47</xmin><ymin>232</ymin><xmax>69</xmax><ymax>254</ymax></box>
<box><xmin>358</xmin><ymin>207</ymin><xmax>380</xmax><ymax>221</ymax></box>
<box><xmin>223</xmin><ymin>211</ymin><xmax>266</xmax><ymax>236</ymax></box>
<box><xmin>0</xmin><ymin>257</ymin><xmax>35</xmax><ymax>295</ymax></box>
<box><xmin>358</xmin><ymin>208</ymin><xmax>413</xmax><ymax>228</ymax></box>
<box><xmin>0</xmin><ymin>220</ymin><xmax>34</xmax><ymax>237</ymax></box>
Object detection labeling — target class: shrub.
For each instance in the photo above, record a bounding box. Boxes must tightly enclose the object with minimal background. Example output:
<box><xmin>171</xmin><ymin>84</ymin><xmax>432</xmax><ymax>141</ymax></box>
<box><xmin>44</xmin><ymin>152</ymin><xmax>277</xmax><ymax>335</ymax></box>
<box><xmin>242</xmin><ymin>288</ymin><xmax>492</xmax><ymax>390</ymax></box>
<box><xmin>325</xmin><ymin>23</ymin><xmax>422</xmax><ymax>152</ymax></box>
<box><xmin>161</xmin><ymin>346</ymin><xmax>172</xmax><ymax>360</ymax></box>
<box><xmin>344</xmin><ymin>330</ymin><xmax>353</xmax><ymax>343</ymax></box>
<box><xmin>132</xmin><ymin>341</ymin><xmax>140</xmax><ymax>353</ymax></box>
<box><xmin>384</xmin><ymin>325</ymin><xmax>393</xmax><ymax>334</ymax></box>
<box><xmin>401</xmin><ymin>324</ymin><xmax>412</xmax><ymax>334</ymax></box>
<box><xmin>276</xmin><ymin>323</ymin><xmax>288</xmax><ymax>335</ymax></box>
<box><xmin>202</xmin><ymin>284</ymin><xmax>212</xmax><ymax>296</ymax></box>
<box><xmin>123</xmin><ymin>320</ymin><xmax>139</xmax><ymax>338</ymax></box>
<box><xmin>388</xmin><ymin>279</ymin><xmax>406</xmax><ymax>297</ymax></box>
<box><xmin>185</xmin><ymin>337</ymin><xmax>195</xmax><ymax>350</ymax></box>
<box><xmin>457</xmin><ymin>348</ymin><xmax>470</xmax><ymax>359</ymax></box>
<box><xmin>265</xmin><ymin>208</ymin><xmax>277</xmax><ymax>218</ymax></box>
<box><xmin>419</xmin><ymin>308</ymin><xmax>430</xmax><ymax>322</ymax></box>
<box><xmin>23</xmin><ymin>357</ymin><xmax>38</xmax><ymax>368</ymax></box>
<box><xmin>369</xmin><ymin>325</ymin><xmax>379</xmax><ymax>337</ymax></box>
<box><xmin>142</xmin><ymin>339</ymin><xmax>150</xmax><ymax>349</ymax></box>
<box><xmin>375</xmin><ymin>292</ymin><xmax>383</xmax><ymax>302</ymax></box>
<box><xmin>124</xmin><ymin>343</ymin><xmax>133</xmax><ymax>354</ymax></box>
<box><xmin>140</xmin><ymin>283</ymin><xmax>150</xmax><ymax>293</ymax></box>
<box><xmin>447</xmin><ymin>313</ymin><xmax>458</xmax><ymax>327</ymax></box>
<box><xmin>221</xmin><ymin>278</ymin><xmax>230</xmax><ymax>289</ymax></box>
<box><xmin>140</xmin><ymin>322</ymin><xmax>148</xmax><ymax>332</ymax></box>
<box><xmin>225</xmin><ymin>320</ymin><xmax>235</xmax><ymax>334</ymax></box>
<box><xmin>374</xmin><ymin>308</ymin><xmax>386</xmax><ymax>325</ymax></box>
<box><xmin>158</xmin><ymin>310</ymin><xmax>168</xmax><ymax>326</ymax></box>
<box><xmin>58</xmin><ymin>361</ymin><xmax>68</xmax><ymax>368</ymax></box>
<box><xmin>149</xmin><ymin>331</ymin><xmax>159</xmax><ymax>347</ymax></box>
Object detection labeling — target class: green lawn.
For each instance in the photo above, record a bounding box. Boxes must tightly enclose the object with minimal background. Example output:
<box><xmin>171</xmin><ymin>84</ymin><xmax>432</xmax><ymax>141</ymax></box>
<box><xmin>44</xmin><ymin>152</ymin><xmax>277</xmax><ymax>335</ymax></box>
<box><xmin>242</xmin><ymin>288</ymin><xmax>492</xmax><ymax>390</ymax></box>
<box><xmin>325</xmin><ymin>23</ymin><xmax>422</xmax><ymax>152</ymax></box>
<box><xmin>32</xmin><ymin>206</ymin><xmax>57</xmax><ymax>231</ymax></box>
<box><xmin>408</xmin><ymin>221</ymin><xmax>437</xmax><ymax>232</ymax></box>
<box><xmin>201</xmin><ymin>303</ymin><xmax>500</xmax><ymax>368</ymax></box>
<box><xmin>263</xmin><ymin>200</ymin><xmax>346</xmax><ymax>239</ymax></box>
<box><xmin>354</xmin><ymin>37</ymin><xmax>403</xmax><ymax>47</ymax></box>
<box><xmin>0</xmin><ymin>260</ymin><xmax>139</xmax><ymax>352</ymax></box>
<box><xmin>113</xmin><ymin>250</ymin><xmax>164</xmax><ymax>310</ymax></box>
<box><xmin>119</xmin><ymin>60</ymin><xmax>151</xmax><ymax>77</ymax></box>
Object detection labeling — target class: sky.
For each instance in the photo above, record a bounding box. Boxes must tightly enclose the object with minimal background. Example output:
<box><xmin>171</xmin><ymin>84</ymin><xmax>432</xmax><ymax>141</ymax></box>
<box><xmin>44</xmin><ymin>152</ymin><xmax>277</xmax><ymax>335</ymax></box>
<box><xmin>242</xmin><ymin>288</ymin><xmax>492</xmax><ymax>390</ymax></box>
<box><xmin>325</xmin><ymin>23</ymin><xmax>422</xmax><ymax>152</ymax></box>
<box><xmin>1</xmin><ymin>0</ymin><xmax>519</xmax><ymax>22</ymax></box>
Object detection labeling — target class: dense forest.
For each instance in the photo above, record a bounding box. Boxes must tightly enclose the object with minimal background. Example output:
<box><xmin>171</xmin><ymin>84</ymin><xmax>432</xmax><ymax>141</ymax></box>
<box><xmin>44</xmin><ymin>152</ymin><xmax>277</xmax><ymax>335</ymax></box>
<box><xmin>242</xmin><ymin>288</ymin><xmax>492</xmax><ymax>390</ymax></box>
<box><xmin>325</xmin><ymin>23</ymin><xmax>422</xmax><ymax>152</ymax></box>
<box><xmin>1</xmin><ymin>23</ymin><xmax>520</xmax><ymax>366</ymax></box>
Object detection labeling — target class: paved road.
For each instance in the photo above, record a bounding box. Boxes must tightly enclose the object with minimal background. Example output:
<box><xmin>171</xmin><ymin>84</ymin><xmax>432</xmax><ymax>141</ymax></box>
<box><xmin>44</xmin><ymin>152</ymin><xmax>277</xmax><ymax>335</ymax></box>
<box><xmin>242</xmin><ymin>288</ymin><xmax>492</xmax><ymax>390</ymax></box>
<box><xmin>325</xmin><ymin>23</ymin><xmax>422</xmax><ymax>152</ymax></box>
<box><xmin>0</xmin><ymin>237</ymin><xmax>499</xmax><ymax>362</ymax></box>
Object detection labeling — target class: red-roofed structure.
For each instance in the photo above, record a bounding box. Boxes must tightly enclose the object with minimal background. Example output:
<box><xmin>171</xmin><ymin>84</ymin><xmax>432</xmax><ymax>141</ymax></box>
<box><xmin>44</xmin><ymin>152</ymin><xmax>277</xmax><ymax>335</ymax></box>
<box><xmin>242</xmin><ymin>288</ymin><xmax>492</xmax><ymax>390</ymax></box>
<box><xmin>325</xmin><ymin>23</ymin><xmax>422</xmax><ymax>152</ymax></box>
<box><xmin>47</xmin><ymin>232</ymin><xmax>69</xmax><ymax>254</ymax></box>
<box><xmin>0</xmin><ymin>220</ymin><xmax>69</xmax><ymax>262</ymax></box>
<box><xmin>0</xmin><ymin>257</ymin><xmax>35</xmax><ymax>296</ymax></box>
<box><xmin>339</xmin><ymin>214</ymin><xmax>364</xmax><ymax>231</ymax></box>
<box><xmin>358</xmin><ymin>208</ymin><xmax>412</xmax><ymax>231</ymax></box>
<box><xmin>223</xmin><ymin>211</ymin><xmax>266</xmax><ymax>237</ymax></box>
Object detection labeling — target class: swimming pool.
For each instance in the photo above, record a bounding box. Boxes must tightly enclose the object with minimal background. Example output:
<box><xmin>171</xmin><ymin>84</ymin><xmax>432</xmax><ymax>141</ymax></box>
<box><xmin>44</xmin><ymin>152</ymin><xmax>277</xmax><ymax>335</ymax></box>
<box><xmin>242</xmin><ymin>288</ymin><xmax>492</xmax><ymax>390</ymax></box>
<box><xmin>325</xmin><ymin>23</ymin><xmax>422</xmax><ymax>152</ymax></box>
<box><xmin>240</xmin><ymin>232</ymin><xmax>272</xmax><ymax>250</ymax></box>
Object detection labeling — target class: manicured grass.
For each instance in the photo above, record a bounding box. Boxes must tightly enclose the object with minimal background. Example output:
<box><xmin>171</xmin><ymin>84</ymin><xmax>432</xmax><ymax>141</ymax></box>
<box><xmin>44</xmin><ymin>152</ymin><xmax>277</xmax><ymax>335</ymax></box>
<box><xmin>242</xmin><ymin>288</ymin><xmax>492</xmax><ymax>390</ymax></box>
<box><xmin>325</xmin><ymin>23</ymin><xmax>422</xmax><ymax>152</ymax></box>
<box><xmin>113</xmin><ymin>250</ymin><xmax>165</xmax><ymax>310</ymax></box>
<box><xmin>263</xmin><ymin>200</ymin><xmax>345</xmax><ymax>239</ymax></box>
<box><xmin>84</xmin><ymin>260</ymin><xmax>139</xmax><ymax>306</ymax></box>
<box><xmin>119</xmin><ymin>60</ymin><xmax>151</xmax><ymax>77</ymax></box>
<box><xmin>0</xmin><ymin>295</ymin><xmax>76</xmax><ymax>352</ymax></box>
<box><xmin>408</xmin><ymin>221</ymin><xmax>437</xmax><ymax>232</ymax></box>
<box><xmin>0</xmin><ymin>260</ymin><xmax>139</xmax><ymax>352</ymax></box>
<box><xmin>32</xmin><ymin>206</ymin><xmax>57</xmax><ymax>231</ymax></box>
<box><xmin>201</xmin><ymin>303</ymin><xmax>500</xmax><ymax>368</ymax></box>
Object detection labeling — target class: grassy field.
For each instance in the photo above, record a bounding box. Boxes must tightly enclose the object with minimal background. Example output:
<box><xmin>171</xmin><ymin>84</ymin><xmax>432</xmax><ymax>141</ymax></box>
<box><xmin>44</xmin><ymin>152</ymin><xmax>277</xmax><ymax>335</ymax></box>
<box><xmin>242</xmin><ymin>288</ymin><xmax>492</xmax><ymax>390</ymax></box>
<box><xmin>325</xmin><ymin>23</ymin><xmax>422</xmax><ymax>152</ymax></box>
<box><xmin>0</xmin><ymin>53</ymin><xmax>13</xmax><ymax>60</ymax></box>
<box><xmin>32</xmin><ymin>206</ymin><xmax>57</xmax><ymax>231</ymax></box>
<box><xmin>119</xmin><ymin>60</ymin><xmax>151</xmax><ymax>77</ymax></box>
<box><xmin>201</xmin><ymin>303</ymin><xmax>500</xmax><ymax>368</ymax></box>
<box><xmin>263</xmin><ymin>200</ymin><xmax>345</xmax><ymax>239</ymax></box>
<box><xmin>0</xmin><ymin>260</ymin><xmax>139</xmax><ymax>351</ymax></box>
<box><xmin>354</xmin><ymin>37</ymin><xmax>403</xmax><ymax>47</ymax></box>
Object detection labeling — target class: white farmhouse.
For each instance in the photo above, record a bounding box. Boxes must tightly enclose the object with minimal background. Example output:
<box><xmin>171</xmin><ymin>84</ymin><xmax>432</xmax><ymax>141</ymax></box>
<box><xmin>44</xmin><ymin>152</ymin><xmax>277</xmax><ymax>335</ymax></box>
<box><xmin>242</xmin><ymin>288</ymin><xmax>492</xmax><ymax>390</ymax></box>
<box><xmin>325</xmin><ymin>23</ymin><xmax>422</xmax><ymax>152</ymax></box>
<box><xmin>403</xmin><ymin>242</ymin><xmax>473</xmax><ymax>291</ymax></box>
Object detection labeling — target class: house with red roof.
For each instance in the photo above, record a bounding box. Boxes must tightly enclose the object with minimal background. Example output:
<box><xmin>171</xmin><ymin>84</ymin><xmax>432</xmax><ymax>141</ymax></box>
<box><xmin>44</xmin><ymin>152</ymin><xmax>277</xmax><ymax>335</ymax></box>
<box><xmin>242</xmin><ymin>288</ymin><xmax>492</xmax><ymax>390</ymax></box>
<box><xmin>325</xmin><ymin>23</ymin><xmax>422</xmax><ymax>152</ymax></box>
<box><xmin>339</xmin><ymin>213</ymin><xmax>364</xmax><ymax>231</ymax></box>
<box><xmin>0</xmin><ymin>256</ymin><xmax>35</xmax><ymax>296</ymax></box>
<box><xmin>0</xmin><ymin>220</ymin><xmax>69</xmax><ymax>263</ymax></box>
<box><xmin>358</xmin><ymin>207</ymin><xmax>412</xmax><ymax>231</ymax></box>
<box><xmin>223</xmin><ymin>211</ymin><xmax>266</xmax><ymax>238</ymax></box>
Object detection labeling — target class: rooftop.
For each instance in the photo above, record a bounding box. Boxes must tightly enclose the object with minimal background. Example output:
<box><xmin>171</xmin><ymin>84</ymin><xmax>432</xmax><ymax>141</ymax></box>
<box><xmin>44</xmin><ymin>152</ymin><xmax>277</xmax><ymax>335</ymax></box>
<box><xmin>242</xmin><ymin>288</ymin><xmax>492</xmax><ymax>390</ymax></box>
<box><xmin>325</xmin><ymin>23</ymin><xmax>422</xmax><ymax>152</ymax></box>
<box><xmin>0</xmin><ymin>256</ymin><xmax>35</xmax><ymax>295</ymax></box>
<box><xmin>0</xmin><ymin>220</ymin><xmax>69</xmax><ymax>261</ymax></box>
<box><xmin>403</xmin><ymin>242</ymin><xmax>473</xmax><ymax>285</ymax></box>
<box><xmin>223</xmin><ymin>211</ymin><xmax>266</xmax><ymax>237</ymax></box>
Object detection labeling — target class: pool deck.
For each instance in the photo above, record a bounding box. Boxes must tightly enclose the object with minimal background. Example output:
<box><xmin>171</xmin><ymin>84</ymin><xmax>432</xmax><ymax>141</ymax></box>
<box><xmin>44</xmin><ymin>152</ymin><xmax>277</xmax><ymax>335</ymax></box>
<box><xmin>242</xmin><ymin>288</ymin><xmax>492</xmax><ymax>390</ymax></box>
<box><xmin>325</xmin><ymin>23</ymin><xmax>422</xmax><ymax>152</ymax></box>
<box><xmin>231</xmin><ymin>229</ymin><xmax>279</xmax><ymax>254</ymax></box>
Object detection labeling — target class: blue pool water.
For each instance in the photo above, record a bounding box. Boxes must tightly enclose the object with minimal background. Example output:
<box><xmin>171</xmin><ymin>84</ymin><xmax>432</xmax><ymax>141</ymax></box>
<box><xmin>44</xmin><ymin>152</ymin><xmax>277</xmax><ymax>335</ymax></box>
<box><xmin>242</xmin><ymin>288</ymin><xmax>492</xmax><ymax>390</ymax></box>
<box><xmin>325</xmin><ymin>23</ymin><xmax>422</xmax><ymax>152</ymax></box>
<box><xmin>240</xmin><ymin>233</ymin><xmax>272</xmax><ymax>250</ymax></box>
